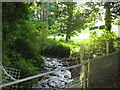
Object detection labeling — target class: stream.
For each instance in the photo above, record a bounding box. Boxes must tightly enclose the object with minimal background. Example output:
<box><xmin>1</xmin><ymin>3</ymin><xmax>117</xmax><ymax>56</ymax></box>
<box><xmin>32</xmin><ymin>57</ymin><xmax>73</xmax><ymax>88</ymax></box>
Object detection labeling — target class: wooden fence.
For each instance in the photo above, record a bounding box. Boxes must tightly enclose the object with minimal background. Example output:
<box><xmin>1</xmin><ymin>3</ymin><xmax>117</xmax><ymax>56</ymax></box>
<box><xmin>88</xmin><ymin>50</ymin><xmax>120</xmax><ymax>88</ymax></box>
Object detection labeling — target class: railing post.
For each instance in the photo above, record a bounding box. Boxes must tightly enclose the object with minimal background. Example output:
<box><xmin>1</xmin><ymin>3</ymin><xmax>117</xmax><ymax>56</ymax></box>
<box><xmin>106</xmin><ymin>42</ymin><xmax>109</xmax><ymax>55</ymax></box>
<box><xmin>87</xmin><ymin>60</ymin><xmax>90</xmax><ymax>88</ymax></box>
<box><xmin>80</xmin><ymin>44</ymin><xmax>85</xmax><ymax>88</ymax></box>
<box><xmin>80</xmin><ymin>44</ymin><xmax>84</xmax><ymax>62</ymax></box>
<box><xmin>83</xmin><ymin>61</ymin><xmax>88</xmax><ymax>88</ymax></box>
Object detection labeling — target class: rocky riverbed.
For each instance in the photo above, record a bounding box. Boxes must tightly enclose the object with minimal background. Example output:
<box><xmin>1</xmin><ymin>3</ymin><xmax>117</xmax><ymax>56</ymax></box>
<box><xmin>32</xmin><ymin>57</ymin><xmax>74</xmax><ymax>88</ymax></box>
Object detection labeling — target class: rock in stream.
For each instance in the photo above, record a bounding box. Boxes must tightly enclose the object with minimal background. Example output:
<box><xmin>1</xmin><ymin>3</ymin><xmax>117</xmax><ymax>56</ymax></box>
<box><xmin>32</xmin><ymin>57</ymin><xmax>73</xmax><ymax>88</ymax></box>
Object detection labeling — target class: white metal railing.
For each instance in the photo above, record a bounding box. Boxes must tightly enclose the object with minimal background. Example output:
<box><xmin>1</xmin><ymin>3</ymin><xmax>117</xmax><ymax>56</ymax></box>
<box><xmin>0</xmin><ymin>61</ymin><xmax>89</xmax><ymax>88</ymax></box>
<box><xmin>2</xmin><ymin>68</ymin><xmax>16</xmax><ymax>81</ymax></box>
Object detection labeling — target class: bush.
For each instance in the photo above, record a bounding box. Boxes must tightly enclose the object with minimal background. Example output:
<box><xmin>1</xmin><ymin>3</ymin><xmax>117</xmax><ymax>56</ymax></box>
<box><xmin>2</xmin><ymin>3</ymin><xmax>46</xmax><ymax>88</ymax></box>
<box><xmin>15</xmin><ymin>58</ymin><xmax>39</xmax><ymax>88</ymax></box>
<box><xmin>114</xmin><ymin>20</ymin><xmax>120</xmax><ymax>25</ymax></box>
<box><xmin>85</xmin><ymin>30</ymin><xmax>118</xmax><ymax>58</ymax></box>
<box><xmin>2</xmin><ymin>49</ymin><xmax>40</xmax><ymax>88</ymax></box>
<box><xmin>3</xmin><ymin>50</ymin><xmax>39</xmax><ymax>77</ymax></box>
<box><xmin>13</xmin><ymin>39</ymin><xmax>37</xmax><ymax>59</ymax></box>
<box><xmin>12</xmin><ymin>38</ymin><xmax>44</xmax><ymax>63</ymax></box>
<box><xmin>14</xmin><ymin>59</ymin><xmax>39</xmax><ymax>77</ymax></box>
<box><xmin>55</xmin><ymin>42</ymin><xmax>71</xmax><ymax>57</ymax></box>
<box><xmin>41</xmin><ymin>39</ymin><xmax>71</xmax><ymax>58</ymax></box>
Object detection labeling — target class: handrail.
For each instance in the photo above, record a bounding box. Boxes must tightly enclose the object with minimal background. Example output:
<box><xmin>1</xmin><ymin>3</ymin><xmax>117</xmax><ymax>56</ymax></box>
<box><xmin>0</xmin><ymin>62</ymin><xmax>87</xmax><ymax>88</ymax></box>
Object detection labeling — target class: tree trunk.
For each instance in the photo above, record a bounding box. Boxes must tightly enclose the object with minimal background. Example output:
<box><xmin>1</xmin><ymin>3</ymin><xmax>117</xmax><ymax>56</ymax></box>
<box><xmin>104</xmin><ymin>2</ymin><xmax>112</xmax><ymax>31</ymax></box>
<box><xmin>46</xmin><ymin>2</ymin><xmax>49</xmax><ymax>29</ymax></box>
<box><xmin>54</xmin><ymin>35</ymin><xmax>56</xmax><ymax>40</ymax></box>
<box><xmin>66</xmin><ymin>34</ymin><xmax>71</xmax><ymax>42</ymax></box>
<box><xmin>42</xmin><ymin>1</ymin><xmax>45</xmax><ymax>22</ymax></box>
<box><xmin>104</xmin><ymin>2</ymin><xmax>115</xmax><ymax>53</ymax></box>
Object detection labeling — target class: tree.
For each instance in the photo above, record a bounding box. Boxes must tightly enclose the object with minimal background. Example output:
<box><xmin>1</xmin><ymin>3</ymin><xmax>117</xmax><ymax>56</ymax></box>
<box><xmin>104</xmin><ymin>2</ymin><xmax>120</xmax><ymax>31</ymax></box>
<box><xmin>84</xmin><ymin>2</ymin><xmax>120</xmax><ymax>31</ymax></box>
<box><xmin>61</xmin><ymin>2</ymin><xmax>77</xmax><ymax>41</ymax></box>
<box><xmin>103</xmin><ymin>2</ymin><xmax>120</xmax><ymax>52</ymax></box>
<box><xmin>57</xmin><ymin>2</ymin><xmax>84</xmax><ymax>41</ymax></box>
<box><xmin>84</xmin><ymin>2</ymin><xmax>103</xmax><ymax>27</ymax></box>
<box><xmin>104</xmin><ymin>2</ymin><xmax>112</xmax><ymax>31</ymax></box>
<box><xmin>57</xmin><ymin>2</ymin><xmax>102</xmax><ymax>41</ymax></box>
<box><xmin>2</xmin><ymin>2</ymin><xmax>44</xmax><ymax>81</ymax></box>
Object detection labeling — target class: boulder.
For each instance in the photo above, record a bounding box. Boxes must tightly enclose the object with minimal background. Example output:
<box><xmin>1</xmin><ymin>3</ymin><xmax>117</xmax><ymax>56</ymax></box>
<box><xmin>48</xmin><ymin>76</ymin><xmax>65</xmax><ymax>87</ymax></box>
<box><xmin>32</xmin><ymin>57</ymin><xmax>73</xmax><ymax>88</ymax></box>
<box><xmin>63</xmin><ymin>70</ymin><xmax>71</xmax><ymax>79</ymax></box>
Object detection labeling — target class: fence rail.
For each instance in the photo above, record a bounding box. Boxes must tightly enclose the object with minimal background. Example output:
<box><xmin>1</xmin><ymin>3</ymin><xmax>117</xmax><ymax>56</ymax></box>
<box><xmin>0</xmin><ymin>61</ymin><xmax>89</xmax><ymax>88</ymax></box>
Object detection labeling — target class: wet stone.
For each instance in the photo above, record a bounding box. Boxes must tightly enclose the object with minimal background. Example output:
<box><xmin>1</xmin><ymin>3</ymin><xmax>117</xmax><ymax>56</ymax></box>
<box><xmin>32</xmin><ymin>57</ymin><xmax>73</xmax><ymax>88</ymax></box>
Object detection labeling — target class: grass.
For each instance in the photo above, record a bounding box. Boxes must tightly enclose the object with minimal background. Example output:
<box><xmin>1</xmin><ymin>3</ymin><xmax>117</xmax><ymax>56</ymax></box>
<box><xmin>47</xmin><ymin>28</ymin><xmax>101</xmax><ymax>45</ymax></box>
<box><xmin>69</xmin><ymin>39</ymin><xmax>90</xmax><ymax>45</ymax></box>
<box><xmin>46</xmin><ymin>26</ymin><xmax>118</xmax><ymax>57</ymax></box>
<box><xmin>47</xmin><ymin>25</ymin><xmax>118</xmax><ymax>46</ymax></box>
<box><xmin>47</xmin><ymin>38</ymin><xmax>89</xmax><ymax>45</ymax></box>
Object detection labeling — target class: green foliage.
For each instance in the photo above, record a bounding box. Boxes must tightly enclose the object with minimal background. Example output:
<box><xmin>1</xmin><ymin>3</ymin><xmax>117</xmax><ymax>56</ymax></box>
<box><xmin>13</xmin><ymin>39</ymin><xmax>37</xmax><ymax>59</ymax></box>
<box><xmin>85</xmin><ymin>30</ymin><xmax>119</xmax><ymax>58</ymax></box>
<box><xmin>56</xmin><ymin>2</ymin><xmax>78</xmax><ymax>41</ymax></box>
<box><xmin>84</xmin><ymin>2</ymin><xmax>103</xmax><ymax>28</ymax></box>
<box><xmin>2</xmin><ymin>2</ymin><xmax>119</xmax><ymax>88</ymax></box>
<box><xmin>3</xmin><ymin>50</ymin><xmax>39</xmax><ymax>76</ymax></box>
<box><xmin>114</xmin><ymin>20</ymin><xmax>120</xmax><ymax>25</ymax></box>
<box><xmin>2</xmin><ymin>2</ymin><xmax>30</xmax><ymax>21</ymax></box>
<box><xmin>57</xmin><ymin>2</ymin><xmax>103</xmax><ymax>41</ymax></box>
<box><xmin>3</xmin><ymin>49</ymin><xmax>41</xmax><ymax>88</ymax></box>
<box><xmin>40</xmin><ymin>38</ymin><xmax>89</xmax><ymax>59</ymax></box>
<box><xmin>2</xmin><ymin>2</ymin><xmax>46</xmax><ymax>88</ymax></box>
<box><xmin>41</xmin><ymin>39</ymin><xmax>70</xmax><ymax>58</ymax></box>
<box><xmin>46</xmin><ymin>36</ymin><xmax>90</xmax><ymax>59</ymax></box>
<box><xmin>104</xmin><ymin>2</ymin><xmax>120</xmax><ymax>31</ymax></box>
<box><xmin>2</xmin><ymin>50</ymin><xmax>40</xmax><ymax>88</ymax></box>
<box><xmin>2</xmin><ymin>49</ymin><xmax>12</xmax><ymax>67</ymax></box>
<box><xmin>49</xmin><ymin>21</ymin><xmax>60</xmax><ymax>35</ymax></box>
<box><xmin>14</xmin><ymin>59</ymin><xmax>39</xmax><ymax>77</ymax></box>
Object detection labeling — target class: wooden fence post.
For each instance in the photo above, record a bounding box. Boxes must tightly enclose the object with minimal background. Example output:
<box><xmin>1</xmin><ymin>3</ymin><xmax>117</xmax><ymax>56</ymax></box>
<box><xmin>80</xmin><ymin>44</ymin><xmax>84</xmax><ymax>62</ymax></box>
<box><xmin>87</xmin><ymin>60</ymin><xmax>90</xmax><ymax>88</ymax></box>
<box><xmin>79</xmin><ymin>44</ymin><xmax>84</xmax><ymax>74</ymax></box>
<box><xmin>106</xmin><ymin>42</ymin><xmax>109</xmax><ymax>55</ymax></box>
<box><xmin>83</xmin><ymin>61</ymin><xmax>88</xmax><ymax>88</ymax></box>
<box><xmin>80</xmin><ymin>44</ymin><xmax>86</xmax><ymax>88</ymax></box>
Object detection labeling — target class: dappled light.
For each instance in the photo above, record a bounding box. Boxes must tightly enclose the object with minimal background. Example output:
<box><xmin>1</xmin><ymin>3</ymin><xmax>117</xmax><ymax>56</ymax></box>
<box><xmin>1</xmin><ymin>1</ymin><xmax>120</xmax><ymax>89</ymax></box>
